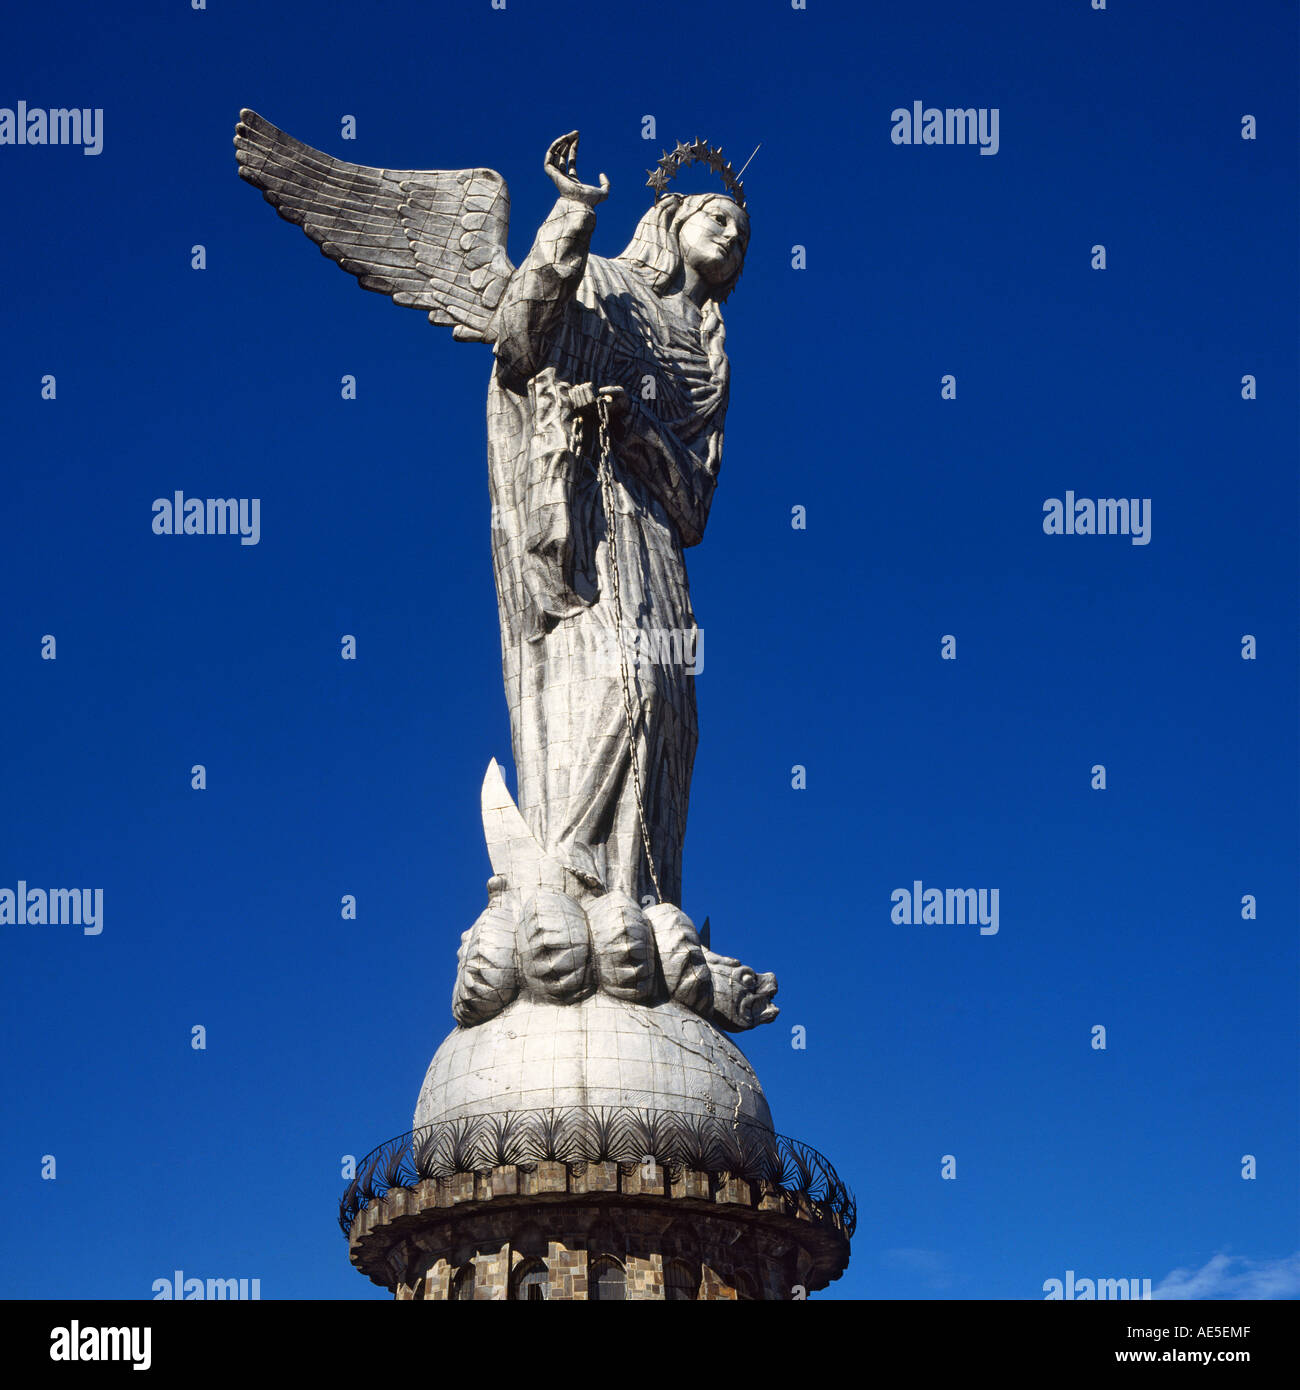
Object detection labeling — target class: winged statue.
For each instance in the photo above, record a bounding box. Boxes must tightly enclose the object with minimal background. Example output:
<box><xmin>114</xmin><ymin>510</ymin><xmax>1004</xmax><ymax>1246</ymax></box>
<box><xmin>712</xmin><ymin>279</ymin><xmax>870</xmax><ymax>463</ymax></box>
<box><xmin>235</xmin><ymin>111</ymin><xmax>778</xmax><ymax>1032</ymax></box>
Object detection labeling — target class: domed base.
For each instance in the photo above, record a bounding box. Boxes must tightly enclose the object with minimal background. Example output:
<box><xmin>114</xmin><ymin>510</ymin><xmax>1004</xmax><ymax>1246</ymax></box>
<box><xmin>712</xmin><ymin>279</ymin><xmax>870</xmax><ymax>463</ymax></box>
<box><xmin>415</xmin><ymin>992</ymin><xmax>773</xmax><ymax>1132</ymax></box>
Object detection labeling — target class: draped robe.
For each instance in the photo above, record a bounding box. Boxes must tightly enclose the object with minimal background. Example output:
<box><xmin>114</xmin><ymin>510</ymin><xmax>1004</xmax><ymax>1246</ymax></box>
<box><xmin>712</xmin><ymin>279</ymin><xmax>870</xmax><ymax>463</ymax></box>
<box><xmin>486</xmin><ymin>197</ymin><xmax>728</xmax><ymax>906</ymax></box>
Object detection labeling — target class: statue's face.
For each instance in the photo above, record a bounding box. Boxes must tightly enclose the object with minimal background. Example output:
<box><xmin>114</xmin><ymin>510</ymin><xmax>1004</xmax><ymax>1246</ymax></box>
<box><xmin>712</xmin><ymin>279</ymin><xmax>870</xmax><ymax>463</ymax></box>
<box><xmin>678</xmin><ymin>200</ymin><xmax>749</xmax><ymax>288</ymax></box>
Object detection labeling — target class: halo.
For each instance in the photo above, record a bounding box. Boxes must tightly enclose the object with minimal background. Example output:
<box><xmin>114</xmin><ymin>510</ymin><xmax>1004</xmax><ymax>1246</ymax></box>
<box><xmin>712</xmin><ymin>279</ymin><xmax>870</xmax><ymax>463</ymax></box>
<box><xmin>646</xmin><ymin>138</ymin><xmax>747</xmax><ymax>209</ymax></box>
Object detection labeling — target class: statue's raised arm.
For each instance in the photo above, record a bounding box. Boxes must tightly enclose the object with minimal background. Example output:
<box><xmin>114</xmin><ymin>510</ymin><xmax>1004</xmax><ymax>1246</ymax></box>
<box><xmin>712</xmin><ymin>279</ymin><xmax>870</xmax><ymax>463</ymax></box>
<box><xmin>490</xmin><ymin>131</ymin><xmax>608</xmax><ymax>384</ymax></box>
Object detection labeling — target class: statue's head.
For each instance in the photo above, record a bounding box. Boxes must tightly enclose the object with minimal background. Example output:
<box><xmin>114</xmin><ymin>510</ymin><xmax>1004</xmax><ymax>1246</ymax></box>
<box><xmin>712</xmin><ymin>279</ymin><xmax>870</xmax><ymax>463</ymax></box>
<box><xmin>676</xmin><ymin>195</ymin><xmax>750</xmax><ymax>294</ymax></box>
<box><xmin>618</xmin><ymin>192</ymin><xmax>750</xmax><ymax>302</ymax></box>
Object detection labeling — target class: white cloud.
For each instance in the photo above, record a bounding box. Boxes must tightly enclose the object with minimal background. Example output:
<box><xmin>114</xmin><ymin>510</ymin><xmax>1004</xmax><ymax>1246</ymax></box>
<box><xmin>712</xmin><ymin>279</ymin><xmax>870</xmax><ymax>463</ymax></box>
<box><xmin>1152</xmin><ymin>1252</ymin><xmax>1300</xmax><ymax>1301</ymax></box>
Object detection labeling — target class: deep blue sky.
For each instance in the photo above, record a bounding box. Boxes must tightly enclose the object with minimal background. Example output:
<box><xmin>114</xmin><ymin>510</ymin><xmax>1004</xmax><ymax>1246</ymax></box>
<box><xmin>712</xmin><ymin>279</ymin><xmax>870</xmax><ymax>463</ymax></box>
<box><xmin>1</xmin><ymin>0</ymin><xmax>1295</xmax><ymax>1300</ymax></box>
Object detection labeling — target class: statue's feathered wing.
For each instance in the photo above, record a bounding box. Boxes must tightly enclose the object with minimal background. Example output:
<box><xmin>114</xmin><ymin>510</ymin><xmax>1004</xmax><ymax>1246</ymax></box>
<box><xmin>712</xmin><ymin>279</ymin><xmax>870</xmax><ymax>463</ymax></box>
<box><xmin>234</xmin><ymin>109</ymin><xmax>513</xmax><ymax>343</ymax></box>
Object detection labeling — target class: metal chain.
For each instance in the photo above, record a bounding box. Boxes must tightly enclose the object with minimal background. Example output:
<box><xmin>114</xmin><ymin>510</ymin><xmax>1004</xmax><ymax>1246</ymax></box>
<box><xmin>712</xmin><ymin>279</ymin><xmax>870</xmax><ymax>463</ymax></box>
<box><xmin>595</xmin><ymin>395</ymin><xmax>663</xmax><ymax>905</ymax></box>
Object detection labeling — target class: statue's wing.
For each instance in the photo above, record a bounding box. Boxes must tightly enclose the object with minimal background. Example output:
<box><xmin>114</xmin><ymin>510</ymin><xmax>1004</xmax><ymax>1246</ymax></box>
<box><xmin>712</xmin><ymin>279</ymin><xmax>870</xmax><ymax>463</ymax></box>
<box><xmin>234</xmin><ymin>109</ymin><xmax>513</xmax><ymax>342</ymax></box>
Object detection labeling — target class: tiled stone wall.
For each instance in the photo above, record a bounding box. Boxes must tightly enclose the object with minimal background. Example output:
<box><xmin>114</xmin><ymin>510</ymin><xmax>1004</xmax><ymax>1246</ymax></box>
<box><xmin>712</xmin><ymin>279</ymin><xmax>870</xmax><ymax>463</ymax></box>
<box><xmin>410</xmin><ymin>1241</ymin><xmax>771</xmax><ymax>1300</ymax></box>
<box><xmin>359</xmin><ymin>1159</ymin><xmax>849</xmax><ymax>1300</ymax></box>
<box><xmin>399</xmin><ymin>1212</ymin><xmax>797</xmax><ymax>1300</ymax></box>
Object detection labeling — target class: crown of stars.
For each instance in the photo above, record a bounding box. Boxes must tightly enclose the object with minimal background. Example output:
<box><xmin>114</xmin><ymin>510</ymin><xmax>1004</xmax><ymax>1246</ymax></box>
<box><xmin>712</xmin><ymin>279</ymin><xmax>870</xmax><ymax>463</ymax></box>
<box><xmin>646</xmin><ymin>138</ymin><xmax>746</xmax><ymax>209</ymax></box>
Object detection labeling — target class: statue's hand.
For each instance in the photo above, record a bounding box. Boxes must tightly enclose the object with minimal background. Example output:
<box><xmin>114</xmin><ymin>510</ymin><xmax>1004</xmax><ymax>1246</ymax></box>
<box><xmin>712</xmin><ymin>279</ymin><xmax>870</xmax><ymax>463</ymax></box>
<box><xmin>596</xmin><ymin>384</ymin><xmax>631</xmax><ymax>440</ymax></box>
<box><xmin>545</xmin><ymin>131</ymin><xmax>609</xmax><ymax>207</ymax></box>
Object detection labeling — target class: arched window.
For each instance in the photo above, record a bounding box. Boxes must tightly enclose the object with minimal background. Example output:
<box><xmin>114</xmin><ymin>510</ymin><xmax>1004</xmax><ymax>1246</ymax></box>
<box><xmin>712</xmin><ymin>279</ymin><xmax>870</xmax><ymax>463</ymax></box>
<box><xmin>733</xmin><ymin>1270</ymin><xmax>757</xmax><ymax>1301</ymax></box>
<box><xmin>452</xmin><ymin>1263</ymin><xmax>476</xmax><ymax>1301</ymax></box>
<box><xmin>588</xmin><ymin>1255</ymin><xmax>626</xmax><ymax>1301</ymax></box>
<box><xmin>511</xmin><ymin>1259</ymin><xmax>548</xmax><ymax>1301</ymax></box>
<box><xmin>664</xmin><ymin>1260</ymin><xmax>697</xmax><ymax>1301</ymax></box>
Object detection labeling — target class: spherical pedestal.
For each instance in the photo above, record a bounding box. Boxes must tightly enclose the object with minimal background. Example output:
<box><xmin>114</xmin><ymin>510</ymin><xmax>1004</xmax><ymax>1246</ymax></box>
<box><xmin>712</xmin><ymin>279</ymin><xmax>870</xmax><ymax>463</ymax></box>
<box><xmin>415</xmin><ymin>992</ymin><xmax>774</xmax><ymax>1132</ymax></box>
<box><xmin>343</xmin><ymin>994</ymin><xmax>853</xmax><ymax>1298</ymax></box>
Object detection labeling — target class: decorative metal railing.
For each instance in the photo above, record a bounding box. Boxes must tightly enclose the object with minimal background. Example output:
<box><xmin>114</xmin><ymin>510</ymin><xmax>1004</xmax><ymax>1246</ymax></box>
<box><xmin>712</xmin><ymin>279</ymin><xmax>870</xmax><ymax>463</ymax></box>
<box><xmin>339</xmin><ymin>1107</ymin><xmax>855</xmax><ymax>1238</ymax></box>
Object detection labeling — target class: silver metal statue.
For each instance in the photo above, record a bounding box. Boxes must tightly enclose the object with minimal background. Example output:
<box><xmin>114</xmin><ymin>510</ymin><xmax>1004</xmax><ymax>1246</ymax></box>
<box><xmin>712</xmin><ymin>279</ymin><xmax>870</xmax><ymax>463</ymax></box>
<box><xmin>236</xmin><ymin>116</ymin><xmax>777</xmax><ymax>1038</ymax></box>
